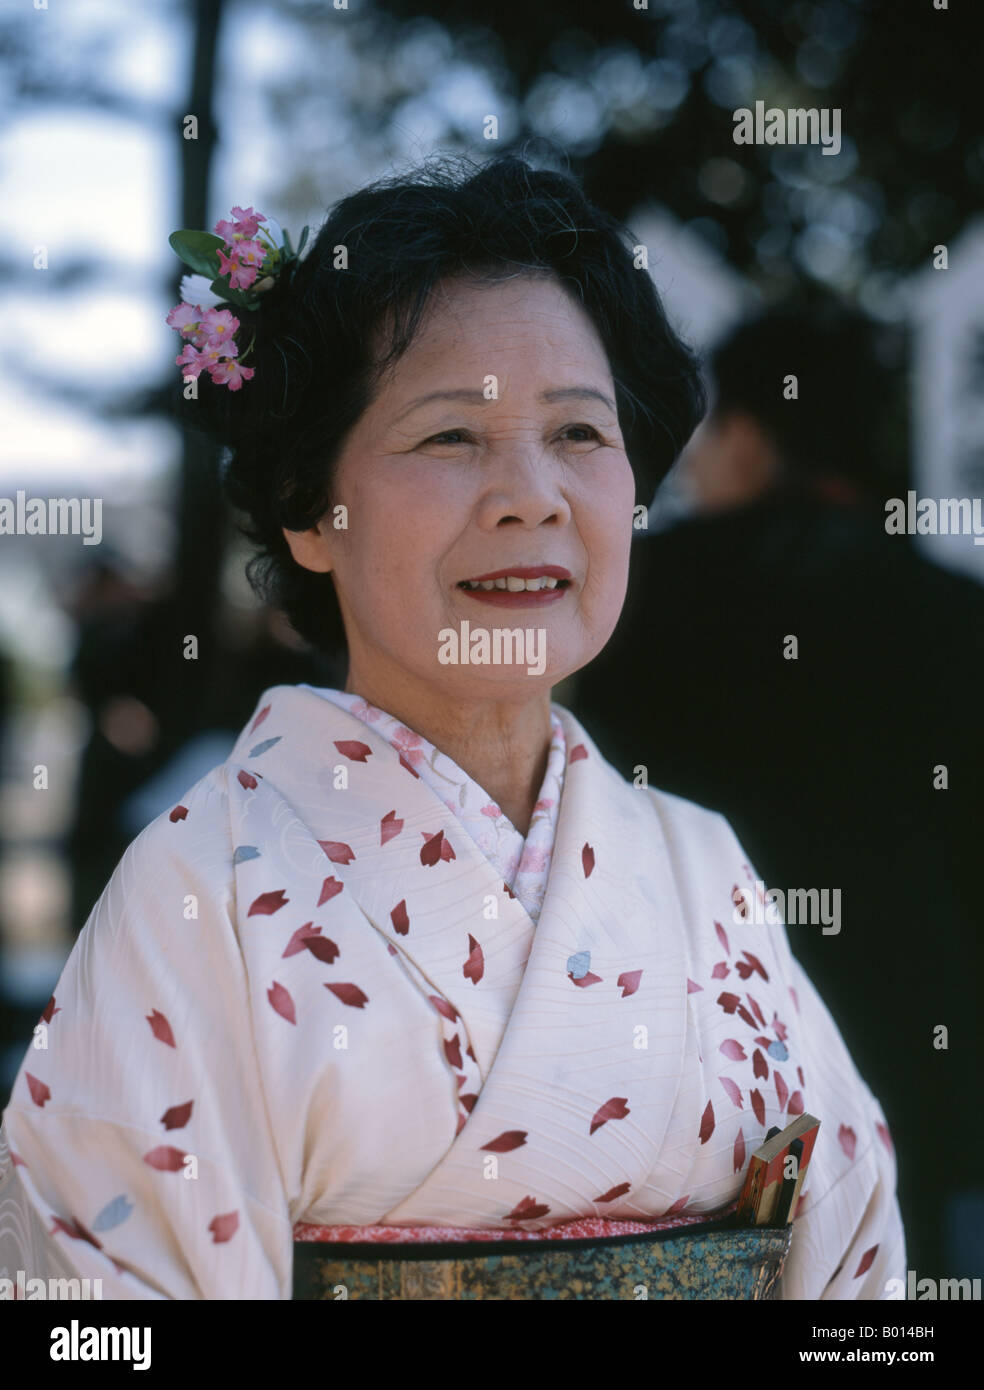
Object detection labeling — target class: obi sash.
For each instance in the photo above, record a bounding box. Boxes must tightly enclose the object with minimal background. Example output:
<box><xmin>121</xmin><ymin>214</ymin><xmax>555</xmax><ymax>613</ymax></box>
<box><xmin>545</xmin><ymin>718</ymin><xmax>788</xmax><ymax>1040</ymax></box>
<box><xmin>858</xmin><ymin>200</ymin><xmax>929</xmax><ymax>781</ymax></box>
<box><xmin>290</xmin><ymin>1206</ymin><xmax>794</xmax><ymax>1300</ymax></box>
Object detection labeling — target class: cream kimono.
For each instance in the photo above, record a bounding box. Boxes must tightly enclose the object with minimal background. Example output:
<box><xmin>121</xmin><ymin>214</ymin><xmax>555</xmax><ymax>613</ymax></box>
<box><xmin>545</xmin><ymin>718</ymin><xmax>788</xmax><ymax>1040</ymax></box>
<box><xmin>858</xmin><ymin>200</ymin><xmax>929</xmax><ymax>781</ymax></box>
<box><xmin>0</xmin><ymin>683</ymin><xmax>904</xmax><ymax>1299</ymax></box>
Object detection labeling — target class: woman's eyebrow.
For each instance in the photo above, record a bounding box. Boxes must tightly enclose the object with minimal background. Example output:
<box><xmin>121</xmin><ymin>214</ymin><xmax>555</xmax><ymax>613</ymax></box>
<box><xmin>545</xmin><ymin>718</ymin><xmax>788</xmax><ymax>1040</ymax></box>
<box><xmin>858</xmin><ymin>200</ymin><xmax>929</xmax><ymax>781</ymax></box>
<box><xmin>540</xmin><ymin>386</ymin><xmax>617</xmax><ymax>411</ymax></box>
<box><xmin>393</xmin><ymin>385</ymin><xmax>617</xmax><ymax>423</ymax></box>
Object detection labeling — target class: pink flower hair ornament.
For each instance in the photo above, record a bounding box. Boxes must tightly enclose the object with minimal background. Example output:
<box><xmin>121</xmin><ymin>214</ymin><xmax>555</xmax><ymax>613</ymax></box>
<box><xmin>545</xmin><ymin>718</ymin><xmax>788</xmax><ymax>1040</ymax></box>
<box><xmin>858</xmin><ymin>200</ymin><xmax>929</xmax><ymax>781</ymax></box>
<box><xmin>166</xmin><ymin>205</ymin><xmax>310</xmax><ymax>391</ymax></box>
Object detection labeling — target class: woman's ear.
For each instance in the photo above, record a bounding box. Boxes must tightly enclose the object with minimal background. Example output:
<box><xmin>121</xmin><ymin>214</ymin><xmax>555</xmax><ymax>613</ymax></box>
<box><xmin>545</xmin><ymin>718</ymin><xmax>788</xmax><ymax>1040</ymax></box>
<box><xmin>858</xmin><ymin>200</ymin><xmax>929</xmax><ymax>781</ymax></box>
<box><xmin>282</xmin><ymin>522</ymin><xmax>334</xmax><ymax>574</ymax></box>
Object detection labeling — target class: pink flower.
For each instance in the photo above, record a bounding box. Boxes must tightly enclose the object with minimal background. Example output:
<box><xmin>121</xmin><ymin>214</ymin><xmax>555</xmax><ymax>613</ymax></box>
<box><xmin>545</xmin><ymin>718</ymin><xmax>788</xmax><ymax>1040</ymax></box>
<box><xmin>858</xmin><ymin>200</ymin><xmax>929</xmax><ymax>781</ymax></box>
<box><xmin>216</xmin><ymin>246</ymin><xmax>258</xmax><ymax>290</ymax></box>
<box><xmin>166</xmin><ymin>301</ymin><xmax>204</xmax><ymax>337</ymax></box>
<box><xmin>519</xmin><ymin>846</ymin><xmax>548</xmax><ymax>872</ymax></box>
<box><xmin>214</xmin><ymin>206</ymin><xmax>267</xmax><ymax>241</ymax></box>
<box><xmin>351</xmin><ymin>699</ymin><xmax>382</xmax><ymax>722</ymax></box>
<box><xmin>232</xmin><ymin>239</ymin><xmax>266</xmax><ymax>271</ymax></box>
<box><xmin>480</xmin><ymin>803</ymin><xmax>502</xmax><ymax>819</ymax></box>
<box><xmin>177</xmin><ymin>342</ymin><xmax>225</xmax><ymax>378</ymax></box>
<box><xmin>200</xmin><ymin>307</ymin><xmax>239</xmax><ymax>344</ymax></box>
<box><xmin>534</xmin><ymin>797</ymin><xmax>555</xmax><ymax>812</ymax></box>
<box><xmin>210</xmin><ymin>358</ymin><xmax>255</xmax><ymax>391</ymax></box>
<box><xmin>231</xmin><ymin>204</ymin><xmax>265</xmax><ymax>225</ymax></box>
<box><xmin>391</xmin><ymin>727</ymin><xmax>424</xmax><ymax>765</ymax></box>
<box><xmin>175</xmin><ymin>342</ymin><xmax>207</xmax><ymax>377</ymax></box>
<box><xmin>197</xmin><ymin>338</ymin><xmax>238</xmax><ymax>371</ymax></box>
<box><xmin>168</xmin><ymin>206</ymin><xmax>281</xmax><ymax>390</ymax></box>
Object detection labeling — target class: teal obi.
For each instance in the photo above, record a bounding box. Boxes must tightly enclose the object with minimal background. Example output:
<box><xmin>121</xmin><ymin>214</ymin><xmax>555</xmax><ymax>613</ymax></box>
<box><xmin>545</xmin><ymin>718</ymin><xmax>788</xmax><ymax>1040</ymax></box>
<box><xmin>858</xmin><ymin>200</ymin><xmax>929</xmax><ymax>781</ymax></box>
<box><xmin>291</xmin><ymin>1217</ymin><xmax>794</xmax><ymax>1300</ymax></box>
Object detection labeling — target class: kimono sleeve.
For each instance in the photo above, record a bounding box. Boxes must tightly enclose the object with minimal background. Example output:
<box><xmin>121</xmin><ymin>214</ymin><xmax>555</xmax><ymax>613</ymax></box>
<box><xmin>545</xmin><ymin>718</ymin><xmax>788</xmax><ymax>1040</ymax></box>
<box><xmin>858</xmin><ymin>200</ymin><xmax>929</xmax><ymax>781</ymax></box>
<box><xmin>774</xmin><ymin>951</ymin><xmax>907</xmax><ymax>1300</ymax></box>
<box><xmin>0</xmin><ymin>765</ymin><xmax>294</xmax><ymax>1300</ymax></box>
<box><xmin>724</xmin><ymin>831</ymin><xmax>907</xmax><ymax>1300</ymax></box>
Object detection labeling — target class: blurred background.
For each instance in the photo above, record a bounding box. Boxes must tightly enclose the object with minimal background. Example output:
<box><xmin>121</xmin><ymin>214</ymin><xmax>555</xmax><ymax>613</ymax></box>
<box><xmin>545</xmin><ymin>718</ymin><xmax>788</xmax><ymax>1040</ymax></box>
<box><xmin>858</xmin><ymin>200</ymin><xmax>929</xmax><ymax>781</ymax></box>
<box><xmin>0</xmin><ymin>0</ymin><xmax>981</xmax><ymax>1282</ymax></box>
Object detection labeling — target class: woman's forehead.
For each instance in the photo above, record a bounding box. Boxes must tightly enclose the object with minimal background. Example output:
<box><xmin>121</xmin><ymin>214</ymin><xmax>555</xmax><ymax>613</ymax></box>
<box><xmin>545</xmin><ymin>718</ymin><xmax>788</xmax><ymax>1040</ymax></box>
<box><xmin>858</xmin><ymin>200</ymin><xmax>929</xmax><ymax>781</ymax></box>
<box><xmin>376</xmin><ymin>276</ymin><xmax>611</xmax><ymax>386</ymax></box>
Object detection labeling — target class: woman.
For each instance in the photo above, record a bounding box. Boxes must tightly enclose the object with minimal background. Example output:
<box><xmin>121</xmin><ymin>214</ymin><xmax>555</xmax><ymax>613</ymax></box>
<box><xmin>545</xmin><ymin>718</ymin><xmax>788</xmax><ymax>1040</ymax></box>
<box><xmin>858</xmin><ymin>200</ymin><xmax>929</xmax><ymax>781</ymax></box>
<box><xmin>0</xmin><ymin>156</ymin><xmax>903</xmax><ymax>1299</ymax></box>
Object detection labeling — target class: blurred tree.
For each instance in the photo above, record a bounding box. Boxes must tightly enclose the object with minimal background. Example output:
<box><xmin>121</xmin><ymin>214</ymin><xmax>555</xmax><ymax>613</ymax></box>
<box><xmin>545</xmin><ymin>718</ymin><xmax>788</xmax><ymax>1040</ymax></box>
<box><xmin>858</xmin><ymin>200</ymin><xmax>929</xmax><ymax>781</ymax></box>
<box><xmin>173</xmin><ymin>0</ymin><xmax>225</xmax><ymax>696</ymax></box>
<box><xmin>362</xmin><ymin>0</ymin><xmax>984</xmax><ymax>295</ymax></box>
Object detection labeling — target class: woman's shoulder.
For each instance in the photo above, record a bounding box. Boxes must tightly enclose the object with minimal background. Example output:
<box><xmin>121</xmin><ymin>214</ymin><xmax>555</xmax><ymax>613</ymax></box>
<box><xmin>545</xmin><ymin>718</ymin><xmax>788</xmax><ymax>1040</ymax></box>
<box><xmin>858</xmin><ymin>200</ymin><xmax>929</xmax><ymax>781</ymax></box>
<box><xmin>641</xmin><ymin>783</ymin><xmax>749</xmax><ymax>905</ymax></box>
<box><xmin>127</xmin><ymin>684</ymin><xmax>305</xmax><ymax>861</ymax></box>
<box><xmin>643</xmin><ymin>781</ymin><xmax>734</xmax><ymax>838</ymax></box>
<box><xmin>110</xmin><ymin>760</ymin><xmax>237</xmax><ymax>914</ymax></box>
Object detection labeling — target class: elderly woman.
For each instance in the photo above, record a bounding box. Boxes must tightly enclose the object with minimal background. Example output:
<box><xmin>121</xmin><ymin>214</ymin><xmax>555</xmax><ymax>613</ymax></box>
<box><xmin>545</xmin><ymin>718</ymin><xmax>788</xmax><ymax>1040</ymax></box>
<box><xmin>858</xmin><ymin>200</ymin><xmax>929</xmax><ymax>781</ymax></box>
<box><xmin>0</xmin><ymin>156</ymin><xmax>902</xmax><ymax>1300</ymax></box>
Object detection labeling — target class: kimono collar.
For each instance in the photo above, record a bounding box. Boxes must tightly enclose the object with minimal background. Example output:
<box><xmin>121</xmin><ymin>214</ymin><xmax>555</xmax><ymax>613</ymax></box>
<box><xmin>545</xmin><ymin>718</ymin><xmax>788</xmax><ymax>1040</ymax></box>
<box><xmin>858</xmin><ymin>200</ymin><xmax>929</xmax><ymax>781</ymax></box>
<box><xmin>225</xmin><ymin>683</ymin><xmax>687</xmax><ymax>1108</ymax></box>
<box><xmin>295</xmin><ymin>685</ymin><xmax>567</xmax><ymax>926</ymax></box>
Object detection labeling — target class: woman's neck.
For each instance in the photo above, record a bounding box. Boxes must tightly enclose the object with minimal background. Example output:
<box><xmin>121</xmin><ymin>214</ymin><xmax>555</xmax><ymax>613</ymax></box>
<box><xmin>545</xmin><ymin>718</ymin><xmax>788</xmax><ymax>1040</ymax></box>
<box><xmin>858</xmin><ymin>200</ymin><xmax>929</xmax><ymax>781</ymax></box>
<box><xmin>343</xmin><ymin>668</ymin><xmax>553</xmax><ymax>838</ymax></box>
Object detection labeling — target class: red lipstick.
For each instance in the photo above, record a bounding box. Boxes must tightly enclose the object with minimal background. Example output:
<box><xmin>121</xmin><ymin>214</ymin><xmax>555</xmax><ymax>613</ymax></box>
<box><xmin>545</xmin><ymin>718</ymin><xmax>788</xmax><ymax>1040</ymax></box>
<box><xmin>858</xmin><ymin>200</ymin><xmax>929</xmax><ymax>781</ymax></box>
<box><xmin>456</xmin><ymin>564</ymin><xmax>573</xmax><ymax>608</ymax></box>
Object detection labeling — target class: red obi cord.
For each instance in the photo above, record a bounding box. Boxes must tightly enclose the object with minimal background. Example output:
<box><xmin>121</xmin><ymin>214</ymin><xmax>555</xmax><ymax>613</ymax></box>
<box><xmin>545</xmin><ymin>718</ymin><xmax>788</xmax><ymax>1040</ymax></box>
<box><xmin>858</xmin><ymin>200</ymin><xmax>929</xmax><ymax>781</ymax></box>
<box><xmin>293</xmin><ymin>1200</ymin><xmax>739</xmax><ymax>1244</ymax></box>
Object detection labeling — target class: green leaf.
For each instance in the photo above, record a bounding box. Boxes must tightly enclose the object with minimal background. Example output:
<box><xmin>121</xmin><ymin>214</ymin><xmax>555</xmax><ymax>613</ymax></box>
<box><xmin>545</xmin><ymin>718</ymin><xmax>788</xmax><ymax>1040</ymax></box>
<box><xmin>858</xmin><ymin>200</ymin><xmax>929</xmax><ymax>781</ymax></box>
<box><xmin>169</xmin><ymin>229</ymin><xmax>225</xmax><ymax>278</ymax></box>
<box><xmin>208</xmin><ymin>278</ymin><xmax>260</xmax><ymax>312</ymax></box>
<box><xmin>281</xmin><ymin>227</ymin><xmax>294</xmax><ymax>260</ymax></box>
<box><xmin>296</xmin><ymin>225</ymin><xmax>310</xmax><ymax>257</ymax></box>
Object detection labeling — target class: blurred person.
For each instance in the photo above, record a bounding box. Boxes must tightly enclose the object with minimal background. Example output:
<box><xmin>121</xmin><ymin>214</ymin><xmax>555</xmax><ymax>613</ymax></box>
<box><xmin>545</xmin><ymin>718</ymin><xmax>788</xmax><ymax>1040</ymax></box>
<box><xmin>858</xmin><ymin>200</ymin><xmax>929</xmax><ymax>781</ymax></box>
<box><xmin>574</xmin><ymin>298</ymin><xmax>984</xmax><ymax>1278</ymax></box>
<box><xmin>59</xmin><ymin>557</ymin><xmax>174</xmax><ymax>940</ymax></box>
<box><xmin>0</xmin><ymin>160</ymin><xmax>903</xmax><ymax>1299</ymax></box>
<box><xmin>60</xmin><ymin>558</ymin><xmax>334</xmax><ymax>939</ymax></box>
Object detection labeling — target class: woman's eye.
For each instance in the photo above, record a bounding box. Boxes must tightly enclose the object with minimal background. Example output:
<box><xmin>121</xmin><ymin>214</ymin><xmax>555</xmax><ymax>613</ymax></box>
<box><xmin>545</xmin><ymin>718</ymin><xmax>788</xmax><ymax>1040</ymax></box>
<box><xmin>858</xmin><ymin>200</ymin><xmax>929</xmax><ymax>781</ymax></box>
<box><xmin>420</xmin><ymin>424</ymin><xmax>602</xmax><ymax>447</ymax></box>
<box><xmin>423</xmin><ymin>430</ymin><xmax>469</xmax><ymax>445</ymax></box>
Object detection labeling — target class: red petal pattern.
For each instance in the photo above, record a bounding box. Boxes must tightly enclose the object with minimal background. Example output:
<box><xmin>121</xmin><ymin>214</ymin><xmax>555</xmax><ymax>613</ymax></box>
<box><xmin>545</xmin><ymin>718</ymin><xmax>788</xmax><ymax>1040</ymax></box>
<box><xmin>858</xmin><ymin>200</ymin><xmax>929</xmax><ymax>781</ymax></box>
<box><xmin>463</xmin><ymin>934</ymin><xmax>484</xmax><ymax>984</ymax></box>
<box><xmin>318</xmin><ymin>840</ymin><xmax>355</xmax><ymax>864</ymax></box>
<box><xmin>481</xmin><ymin>1131</ymin><xmax>528</xmax><ymax>1153</ymax></box>
<box><xmin>143</xmin><ymin>1146</ymin><xmax>187</xmax><ymax>1172</ymax></box>
<box><xmin>720</xmin><ymin>1076</ymin><xmax>743</xmax><ymax>1109</ymax></box>
<box><xmin>854</xmin><ymin>1245</ymin><xmax>878</xmax><ymax>1278</ymax></box>
<box><xmin>147</xmin><ymin>1009</ymin><xmax>176</xmax><ymax>1048</ymax></box>
<box><xmin>733</xmin><ymin>1127</ymin><xmax>746</xmax><ymax>1173</ymax></box>
<box><xmin>699</xmin><ymin>1100</ymin><xmax>715</xmax><ymax>1144</ymax></box>
<box><xmin>334</xmin><ymin>739</ymin><xmax>372</xmax><ymax>761</ymax></box>
<box><xmin>317</xmin><ymin>877</ymin><xmax>343</xmax><ymax>906</ymax></box>
<box><xmin>595</xmin><ymin>1182</ymin><xmax>631</xmax><ymax>1203</ymax></box>
<box><xmin>248</xmin><ymin>889</ymin><xmax>289</xmax><ymax>917</ymax></box>
<box><xmin>161</xmin><ymin>1101</ymin><xmax>193</xmax><ymax>1130</ymax></box>
<box><xmin>25</xmin><ymin>1073</ymin><xmax>50</xmax><ymax>1108</ymax></box>
<box><xmin>324</xmin><ymin>982</ymin><xmax>369</xmax><ymax>1009</ymax></box>
<box><xmin>590</xmin><ymin>1096</ymin><xmax>630</xmax><ymax>1135</ymax></box>
<box><xmin>268</xmin><ymin>981</ymin><xmax>297</xmax><ymax>1024</ymax></box>
<box><xmin>209</xmin><ymin>1211</ymin><xmax>240</xmax><ymax>1244</ymax></box>
<box><xmin>507</xmin><ymin>1196</ymin><xmax>550</xmax><ymax>1222</ymax></box>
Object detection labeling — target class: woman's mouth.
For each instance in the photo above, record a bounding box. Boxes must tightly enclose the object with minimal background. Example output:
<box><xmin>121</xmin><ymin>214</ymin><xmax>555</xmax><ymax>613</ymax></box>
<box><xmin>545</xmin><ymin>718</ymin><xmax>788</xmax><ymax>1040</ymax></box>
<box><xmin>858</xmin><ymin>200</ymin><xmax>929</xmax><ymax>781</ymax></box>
<box><xmin>456</xmin><ymin>566</ymin><xmax>573</xmax><ymax>607</ymax></box>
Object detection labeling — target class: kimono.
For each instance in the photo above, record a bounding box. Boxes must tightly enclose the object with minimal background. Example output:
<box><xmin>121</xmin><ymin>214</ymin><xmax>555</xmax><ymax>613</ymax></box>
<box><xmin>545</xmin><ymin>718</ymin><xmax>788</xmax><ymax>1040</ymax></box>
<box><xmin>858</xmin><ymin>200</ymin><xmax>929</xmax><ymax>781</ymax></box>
<box><xmin>0</xmin><ymin>682</ymin><xmax>905</xmax><ymax>1299</ymax></box>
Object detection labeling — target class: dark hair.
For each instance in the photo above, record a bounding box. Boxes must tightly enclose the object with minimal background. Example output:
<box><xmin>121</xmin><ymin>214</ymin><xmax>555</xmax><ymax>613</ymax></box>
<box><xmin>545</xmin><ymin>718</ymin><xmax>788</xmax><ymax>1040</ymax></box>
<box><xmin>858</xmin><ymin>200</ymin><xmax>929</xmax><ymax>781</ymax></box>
<box><xmin>177</xmin><ymin>153</ymin><xmax>706</xmax><ymax>657</ymax></box>
<box><xmin>707</xmin><ymin>296</ymin><xmax>904</xmax><ymax>494</ymax></box>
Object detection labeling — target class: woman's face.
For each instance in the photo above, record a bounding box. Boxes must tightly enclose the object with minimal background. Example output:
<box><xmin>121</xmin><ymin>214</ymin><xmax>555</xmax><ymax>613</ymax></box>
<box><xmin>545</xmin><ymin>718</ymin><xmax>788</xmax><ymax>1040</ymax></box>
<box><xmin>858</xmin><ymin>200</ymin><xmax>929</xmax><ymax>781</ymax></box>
<box><xmin>284</xmin><ymin>272</ymin><xmax>637</xmax><ymax>703</ymax></box>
